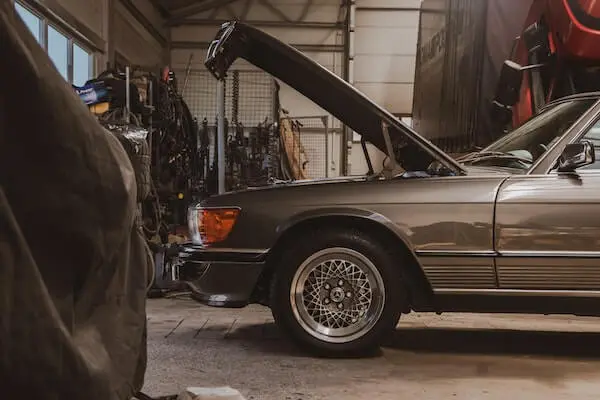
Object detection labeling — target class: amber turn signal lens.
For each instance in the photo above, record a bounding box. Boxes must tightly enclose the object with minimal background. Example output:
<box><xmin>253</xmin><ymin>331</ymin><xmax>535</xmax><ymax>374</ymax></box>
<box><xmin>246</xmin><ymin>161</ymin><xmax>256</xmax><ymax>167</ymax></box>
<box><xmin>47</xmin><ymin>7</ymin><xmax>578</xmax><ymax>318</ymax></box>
<box><xmin>198</xmin><ymin>208</ymin><xmax>240</xmax><ymax>244</ymax></box>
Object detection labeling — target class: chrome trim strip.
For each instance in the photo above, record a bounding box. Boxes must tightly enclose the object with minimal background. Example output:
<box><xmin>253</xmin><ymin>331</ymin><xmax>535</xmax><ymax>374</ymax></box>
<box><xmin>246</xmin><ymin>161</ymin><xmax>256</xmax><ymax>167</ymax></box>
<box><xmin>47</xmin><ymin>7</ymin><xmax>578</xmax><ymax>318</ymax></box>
<box><xmin>190</xmin><ymin>205</ymin><xmax>243</xmax><ymax>211</ymax></box>
<box><xmin>184</xmin><ymin>259</ymin><xmax>263</xmax><ymax>265</ymax></box>
<box><xmin>415</xmin><ymin>250</ymin><xmax>496</xmax><ymax>257</ymax></box>
<box><xmin>434</xmin><ymin>288</ymin><xmax>600</xmax><ymax>297</ymax></box>
<box><xmin>181</xmin><ymin>247</ymin><xmax>269</xmax><ymax>255</ymax></box>
<box><xmin>416</xmin><ymin>250</ymin><xmax>600</xmax><ymax>258</ymax></box>
<box><xmin>499</xmin><ymin>250</ymin><xmax>600</xmax><ymax>258</ymax></box>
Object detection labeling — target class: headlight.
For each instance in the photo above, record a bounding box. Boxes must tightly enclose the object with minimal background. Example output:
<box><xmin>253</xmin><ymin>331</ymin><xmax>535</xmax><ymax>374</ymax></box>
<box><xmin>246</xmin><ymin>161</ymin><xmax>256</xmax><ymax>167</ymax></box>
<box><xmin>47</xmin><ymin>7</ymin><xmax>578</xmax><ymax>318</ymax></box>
<box><xmin>188</xmin><ymin>206</ymin><xmax>240</xmax><ymax>245</ymax></box>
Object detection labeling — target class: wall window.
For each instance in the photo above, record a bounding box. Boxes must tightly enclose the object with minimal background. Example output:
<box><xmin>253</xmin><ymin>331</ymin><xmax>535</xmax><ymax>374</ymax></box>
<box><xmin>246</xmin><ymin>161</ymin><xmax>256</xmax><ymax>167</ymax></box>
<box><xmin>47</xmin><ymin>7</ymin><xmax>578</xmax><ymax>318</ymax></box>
<box><xmin>73</xmin><ymin>43</ymin><xmax>93</xmax><ymax>86</ymax></box>
<box><xmin>15</xmin><ymin>1</ymin><xmax>94</xmax><ymax>86</ymax></box>
<box><xmin>48</xmin><ymin>25</ymin><xmax>68</xmax><ymax>80</ymax></box>
<box><xmin>15</xmin><ymin>2</ymin><xmax>41</xmax><ymax>43</ymax></box>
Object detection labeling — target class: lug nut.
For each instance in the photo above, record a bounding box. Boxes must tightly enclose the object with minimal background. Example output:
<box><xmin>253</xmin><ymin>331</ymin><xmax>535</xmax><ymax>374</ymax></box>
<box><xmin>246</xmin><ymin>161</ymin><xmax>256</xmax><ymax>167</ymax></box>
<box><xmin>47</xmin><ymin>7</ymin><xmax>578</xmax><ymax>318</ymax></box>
<box><xmin>346</xmin><ymin>292</ymin><xmax>352</xmax><ymax>298</ymax></box>
<box><xmin>324</xmin><ymin>298</ymin><xmax>330</xmax><ymax>304</ymax></box>
<box><xmin>324</xmin><ymin>284</ymin><xmax>330</xmax><ymax>290</ymax></box>
<box><xmin>337</xmin><ymin>303</ymin><xmax>344</xmax><ymax>309</ymax></box>
<box><xmin>338</xmin><ymin>280</ymin><xmax>344</xmax><ymax>286</ymax></box>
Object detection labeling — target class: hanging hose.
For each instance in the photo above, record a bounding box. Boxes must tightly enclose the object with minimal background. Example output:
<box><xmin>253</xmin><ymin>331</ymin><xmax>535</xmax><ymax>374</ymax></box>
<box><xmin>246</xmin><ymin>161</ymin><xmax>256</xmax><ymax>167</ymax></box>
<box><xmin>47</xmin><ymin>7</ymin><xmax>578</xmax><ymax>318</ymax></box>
<box><xmin>143</xmin><ymin>233</ymin><xmax>156</xmax><ymax>292</ymax></box>
<box><xmin>231</xmin><ymin>70</ymin><xmax>240</xmax><ymax>126</ymax></box>
<box><xmin>142</xmin><ymin>179</ymin><xmax>161</xmax><ymax>238</ymax></box>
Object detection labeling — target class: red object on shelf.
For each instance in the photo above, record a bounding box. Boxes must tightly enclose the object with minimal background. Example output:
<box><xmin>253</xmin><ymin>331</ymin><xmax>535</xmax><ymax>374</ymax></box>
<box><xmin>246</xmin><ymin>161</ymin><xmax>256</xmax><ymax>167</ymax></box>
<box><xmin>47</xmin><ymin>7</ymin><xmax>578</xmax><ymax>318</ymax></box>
<box><xmin>162</xmin><ymin>66</ymin><xmax>171</xmax><ymax>82</ymax></box>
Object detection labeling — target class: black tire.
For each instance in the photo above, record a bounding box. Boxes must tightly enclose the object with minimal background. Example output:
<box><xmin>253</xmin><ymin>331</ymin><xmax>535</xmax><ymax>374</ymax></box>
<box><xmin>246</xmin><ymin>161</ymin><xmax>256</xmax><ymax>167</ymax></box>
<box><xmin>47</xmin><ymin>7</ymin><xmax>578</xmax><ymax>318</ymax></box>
<box><xmin>270</xmin><ymin>228</ymin><xmax>405</xmax><ymax>357</ymax></box>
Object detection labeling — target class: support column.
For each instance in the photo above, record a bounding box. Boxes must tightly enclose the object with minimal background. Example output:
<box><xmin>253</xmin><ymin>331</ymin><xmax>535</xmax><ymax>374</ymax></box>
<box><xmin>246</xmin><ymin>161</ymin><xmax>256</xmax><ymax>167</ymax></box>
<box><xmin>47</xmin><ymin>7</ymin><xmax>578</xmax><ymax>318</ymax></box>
<box><xmin>216</xmin><ymin>79</ymin><xmax>226</xmax><ymax>194</ymax></box>
<box><xmin>341</xmin><ymin>0</ymin><xmax>356</xmax><ymax>176</ymax></box>
<box><xmin>106</xmin><ymin>0</ymin><xmax>116</xmax><ymax>68</ymax></box>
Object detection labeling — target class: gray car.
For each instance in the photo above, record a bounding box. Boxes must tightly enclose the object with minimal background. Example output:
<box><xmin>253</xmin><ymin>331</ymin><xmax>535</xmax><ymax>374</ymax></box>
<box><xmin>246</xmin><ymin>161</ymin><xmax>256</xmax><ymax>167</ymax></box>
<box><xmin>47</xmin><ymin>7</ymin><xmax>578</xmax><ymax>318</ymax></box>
<box><xmin>179</xmin><ymin>21</ymin><xmax>600</xmax><ymax>356</ymax></box>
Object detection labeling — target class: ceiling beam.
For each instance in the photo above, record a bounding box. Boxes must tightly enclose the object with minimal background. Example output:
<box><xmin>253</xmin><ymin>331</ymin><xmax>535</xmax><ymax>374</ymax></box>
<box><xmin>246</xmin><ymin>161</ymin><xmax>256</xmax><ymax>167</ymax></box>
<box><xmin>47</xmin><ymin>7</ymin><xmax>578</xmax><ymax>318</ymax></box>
<box><xmin>119</xmin><ymin>0</ymin><xmax>167</xmax><ymax>47</ymax></box>
<box><xmin>240</xmin><ymin>0</ymin><xmax>253</xmax><ymax>20</ymax></box>
<box><xmin>169</xmin><ymin>0</ymin><xmax>239</xmax><ymax>22</ymax></box>
<box><xmin>167</xmin><ymin>19</ymin><xmax>343</xmax><ymax>29</ymax></box>
<box><xmin>257</xmin><ymin>0</ymin><xmax>290</xmax><ymax>22</ymax></box>
<box><xmin>356</xmin><ymin>6</ymin><xmax>421</xmax><ymax>11</ymax></box>
<box><xmin>147</xmin><ymin>0</ymin><xmax>170</xmax><ymax>18</ymax></box>
<box><xmin>172</xmin><ymin>41</ymin><xmax>344</xmax><ymax>53</ymax></box>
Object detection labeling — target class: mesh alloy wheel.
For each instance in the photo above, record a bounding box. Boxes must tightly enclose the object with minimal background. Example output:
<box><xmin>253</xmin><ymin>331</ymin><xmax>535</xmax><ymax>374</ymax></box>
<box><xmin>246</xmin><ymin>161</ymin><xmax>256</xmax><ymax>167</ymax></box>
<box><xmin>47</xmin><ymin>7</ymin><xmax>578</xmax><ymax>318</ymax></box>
<box><xmin>289</xmin><ymin>247</ymin><xmax>386</xmax><ymax>344</ymax></box>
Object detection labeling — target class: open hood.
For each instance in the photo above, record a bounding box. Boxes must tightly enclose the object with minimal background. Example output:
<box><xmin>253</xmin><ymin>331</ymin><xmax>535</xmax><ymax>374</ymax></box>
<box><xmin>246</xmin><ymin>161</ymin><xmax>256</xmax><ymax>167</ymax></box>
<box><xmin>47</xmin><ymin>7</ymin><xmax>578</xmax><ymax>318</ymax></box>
<box><xmin>205</xmin><ymin>21</ymin><xmax>466</xmax><ymax>176</ymax></box>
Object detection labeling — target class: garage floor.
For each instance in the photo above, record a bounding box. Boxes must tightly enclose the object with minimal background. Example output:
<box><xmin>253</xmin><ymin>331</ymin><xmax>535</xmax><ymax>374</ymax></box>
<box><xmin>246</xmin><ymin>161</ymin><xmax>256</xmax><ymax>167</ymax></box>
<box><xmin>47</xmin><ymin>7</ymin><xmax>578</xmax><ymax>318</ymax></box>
<box><xmin>144</xmin><ymin>297</ymin><xmax>600</xmax><ymax>399</ymax></box>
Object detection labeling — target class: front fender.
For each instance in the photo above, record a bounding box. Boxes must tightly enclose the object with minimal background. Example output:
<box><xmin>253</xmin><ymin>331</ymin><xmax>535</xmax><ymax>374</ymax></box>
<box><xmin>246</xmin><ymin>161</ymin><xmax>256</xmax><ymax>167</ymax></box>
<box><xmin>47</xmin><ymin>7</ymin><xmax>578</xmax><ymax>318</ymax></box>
<box><xmin>271</xmin><ymin>207</ymin><xmax>435</xmax><ymax>309</ymax></box>
<box><xmin>276</xmin><ymin>206</ymin><xmax>412</xmax><ymax>250</ymax></box>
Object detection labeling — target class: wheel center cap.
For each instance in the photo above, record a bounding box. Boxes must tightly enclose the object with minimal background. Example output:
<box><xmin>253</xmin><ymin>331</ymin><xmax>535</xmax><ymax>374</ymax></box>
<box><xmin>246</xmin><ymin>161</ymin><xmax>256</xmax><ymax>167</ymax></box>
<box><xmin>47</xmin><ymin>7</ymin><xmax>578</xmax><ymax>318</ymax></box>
<box><xmin>330</xmin><ymin>287</ymin><xmax>345</xmax><ymax>303</ymax></box>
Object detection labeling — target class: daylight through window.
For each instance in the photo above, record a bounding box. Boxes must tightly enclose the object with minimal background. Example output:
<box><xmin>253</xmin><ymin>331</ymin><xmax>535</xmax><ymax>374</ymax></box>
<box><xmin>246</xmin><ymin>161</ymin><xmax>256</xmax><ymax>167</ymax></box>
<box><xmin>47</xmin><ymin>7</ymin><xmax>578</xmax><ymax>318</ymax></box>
<box><xmin>15</xmin><ymin>1</ymin><xmax>94</xmax><ymax>86</ymax></box>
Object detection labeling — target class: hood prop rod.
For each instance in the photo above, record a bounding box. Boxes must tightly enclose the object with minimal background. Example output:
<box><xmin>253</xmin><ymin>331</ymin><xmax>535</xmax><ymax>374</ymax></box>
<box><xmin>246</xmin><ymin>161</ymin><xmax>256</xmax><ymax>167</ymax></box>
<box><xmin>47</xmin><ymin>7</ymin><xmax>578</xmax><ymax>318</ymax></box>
<box><xmin>381</xmin><ymin>121</ymin><xmax>404</xmax><ymax>179</ymax></box>
<box><xmin>360</xmin><ymin>136</ymin><xmax>374</xmax><ymax>175</ymax></box>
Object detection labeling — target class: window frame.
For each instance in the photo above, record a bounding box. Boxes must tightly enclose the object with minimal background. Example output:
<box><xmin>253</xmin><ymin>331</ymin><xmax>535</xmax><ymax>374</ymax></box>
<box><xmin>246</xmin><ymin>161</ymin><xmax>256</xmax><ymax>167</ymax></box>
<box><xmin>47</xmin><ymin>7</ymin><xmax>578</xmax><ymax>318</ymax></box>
<box><xmin>15</xmin><ymin>0</ymin><xmax>95</xmax><ymax>85</ymax></box>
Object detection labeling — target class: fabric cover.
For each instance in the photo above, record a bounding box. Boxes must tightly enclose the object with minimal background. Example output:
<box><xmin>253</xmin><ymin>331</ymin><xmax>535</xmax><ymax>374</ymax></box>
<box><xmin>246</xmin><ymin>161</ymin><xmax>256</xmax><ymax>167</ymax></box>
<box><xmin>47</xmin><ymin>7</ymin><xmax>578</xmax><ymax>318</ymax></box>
<box><xmin>0</xmin><ymin>2</ymin><xmax>151</xmax><ymax>399</ymax></box>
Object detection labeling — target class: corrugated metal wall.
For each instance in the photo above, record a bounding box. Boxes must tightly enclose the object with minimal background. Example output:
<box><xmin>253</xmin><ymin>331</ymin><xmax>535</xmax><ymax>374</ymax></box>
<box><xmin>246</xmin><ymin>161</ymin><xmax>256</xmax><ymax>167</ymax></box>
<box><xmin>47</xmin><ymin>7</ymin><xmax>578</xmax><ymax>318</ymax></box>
<box><xmin>353</xmin><ymin>1</ymin><xmax>420</xmax><ymax>115</ymax></box>
<box><xmin>349</xmin><ymin>0</ymin><xmax>421</xmax><ymax>174</ymax></box>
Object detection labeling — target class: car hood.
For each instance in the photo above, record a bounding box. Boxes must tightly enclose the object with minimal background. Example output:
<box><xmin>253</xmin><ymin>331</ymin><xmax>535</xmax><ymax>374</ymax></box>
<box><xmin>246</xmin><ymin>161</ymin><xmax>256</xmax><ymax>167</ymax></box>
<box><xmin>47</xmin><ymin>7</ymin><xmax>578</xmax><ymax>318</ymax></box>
<box><xmin>209</xmin><ymin>166</ymin><xmax>513</xmax><ymax>202</ymax></box>
<box><xmin>204</xmin><ymin>21</ymin><xmax>466</xmax><ymax>176</ymax></box>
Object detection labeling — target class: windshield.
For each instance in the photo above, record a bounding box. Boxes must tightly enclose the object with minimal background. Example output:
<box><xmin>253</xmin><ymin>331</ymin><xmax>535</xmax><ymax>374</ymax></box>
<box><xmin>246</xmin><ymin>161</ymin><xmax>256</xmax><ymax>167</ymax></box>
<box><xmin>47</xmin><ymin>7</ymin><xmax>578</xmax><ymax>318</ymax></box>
<box><xmin>461</xmin><ymin>98</ymin><xmax>597</xmax><ymax>169</ymax></box>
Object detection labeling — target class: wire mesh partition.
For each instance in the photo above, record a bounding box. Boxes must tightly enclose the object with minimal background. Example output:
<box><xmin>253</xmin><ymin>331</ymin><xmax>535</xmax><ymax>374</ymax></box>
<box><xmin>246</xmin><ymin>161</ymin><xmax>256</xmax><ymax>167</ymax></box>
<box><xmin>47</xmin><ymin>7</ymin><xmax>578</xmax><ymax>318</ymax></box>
<box><xmin>176</xmin><ymin>68</ymin><xmax>343</xmax><ymax>185</ymax></box>
<box><xmin>176</xmin><ymin>68</ymin><xmax>278</xmax><ymax>126</ymax></box>
<box><xmin>280</xmin><ymin>115</ymin><xmax>330</xmax><ymax>179</ymax></box>
<box><xmin>175</xmin><ymin>68</ymin><xmax>281</xmax><ymax>191</ymax></box>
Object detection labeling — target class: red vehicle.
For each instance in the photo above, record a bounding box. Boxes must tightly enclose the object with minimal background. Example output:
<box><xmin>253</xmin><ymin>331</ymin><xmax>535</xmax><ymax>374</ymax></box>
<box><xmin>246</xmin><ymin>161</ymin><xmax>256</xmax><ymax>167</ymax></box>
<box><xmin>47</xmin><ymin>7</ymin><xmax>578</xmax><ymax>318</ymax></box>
<box><xmin>497</xmin><ymin>0</ymin><xmax>600</xmax><ymax>129</ymax></box>
<box><xmin>413</xmin><ymin>0</ymin><xmax>600</xmax><ymax>151</ymax></box>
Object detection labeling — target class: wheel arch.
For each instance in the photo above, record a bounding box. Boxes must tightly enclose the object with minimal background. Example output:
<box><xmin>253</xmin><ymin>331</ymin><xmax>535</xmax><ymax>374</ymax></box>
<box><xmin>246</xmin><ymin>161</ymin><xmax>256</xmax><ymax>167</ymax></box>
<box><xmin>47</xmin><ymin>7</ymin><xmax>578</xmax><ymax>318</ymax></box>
<box><xmin>255</xmin><ymin>208</ymin><xmax>435</xmax><ymax>310</ymax></box>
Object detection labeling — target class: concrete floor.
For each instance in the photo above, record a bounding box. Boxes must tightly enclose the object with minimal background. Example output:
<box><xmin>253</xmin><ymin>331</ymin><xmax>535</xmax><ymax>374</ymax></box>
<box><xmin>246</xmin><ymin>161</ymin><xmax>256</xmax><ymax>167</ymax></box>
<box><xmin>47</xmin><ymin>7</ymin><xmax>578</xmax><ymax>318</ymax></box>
<box><xmin>144</xmin><ymin>297</ymin><xmax>600</xmax><ymax>400</ymax></box>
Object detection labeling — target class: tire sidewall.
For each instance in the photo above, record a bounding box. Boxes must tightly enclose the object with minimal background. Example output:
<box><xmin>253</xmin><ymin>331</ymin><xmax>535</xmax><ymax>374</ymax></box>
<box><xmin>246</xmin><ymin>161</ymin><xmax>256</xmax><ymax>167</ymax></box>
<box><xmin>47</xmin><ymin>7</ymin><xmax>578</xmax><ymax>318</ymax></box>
<box><xmin>271</xmin><ymin>229</ymin><xmax>404</xmax><ymax>355</ymax></box>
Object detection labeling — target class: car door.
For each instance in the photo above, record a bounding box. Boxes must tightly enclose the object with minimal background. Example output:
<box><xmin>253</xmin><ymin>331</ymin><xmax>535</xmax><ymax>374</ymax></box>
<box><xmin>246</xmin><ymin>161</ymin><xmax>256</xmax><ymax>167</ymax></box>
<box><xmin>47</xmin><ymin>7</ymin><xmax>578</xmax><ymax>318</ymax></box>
<box><xmin>494</xmin><ymin>116</ymin><xmax>600</xmax><ymax>291</ymax></box>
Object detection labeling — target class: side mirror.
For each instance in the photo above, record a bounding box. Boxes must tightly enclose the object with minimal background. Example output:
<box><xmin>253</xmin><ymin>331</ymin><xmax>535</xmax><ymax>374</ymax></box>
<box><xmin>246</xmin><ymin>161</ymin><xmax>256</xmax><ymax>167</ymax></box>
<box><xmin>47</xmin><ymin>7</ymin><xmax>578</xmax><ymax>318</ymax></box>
<box><xmin>557</xmin><ymin>141</ymin><xmax>596</xmax><ymax>172</ymax></box>
<box><xmin>494</xmin><ymin>60</ymin><xmax>524</xmax><ymax>107</ymax></box>
<box><xmin>522</xmin><ymin>22</ymin><xmax>550</xmax><ymax>54</ymax></box>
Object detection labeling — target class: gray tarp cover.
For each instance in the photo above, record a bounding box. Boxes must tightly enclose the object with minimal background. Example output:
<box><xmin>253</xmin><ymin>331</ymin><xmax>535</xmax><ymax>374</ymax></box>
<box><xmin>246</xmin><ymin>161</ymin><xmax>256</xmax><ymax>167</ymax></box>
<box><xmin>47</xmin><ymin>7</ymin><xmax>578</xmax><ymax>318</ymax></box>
<box><xmin>0</xmin><ymin>2</ymin><xmax>151</xmax><ymax>399</ymax></box>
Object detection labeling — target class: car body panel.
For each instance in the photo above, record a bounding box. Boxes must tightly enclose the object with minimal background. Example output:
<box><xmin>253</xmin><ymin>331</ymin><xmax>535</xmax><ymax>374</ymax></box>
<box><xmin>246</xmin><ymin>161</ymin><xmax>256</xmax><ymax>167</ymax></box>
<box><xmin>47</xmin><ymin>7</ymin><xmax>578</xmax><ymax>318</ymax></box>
<box><xmin>201</xmin><ymin>173</ymin><xmax>510</xmax><ymax>290</ymax></box>
<box><xmin>184</xmin><ymin>260</ymin><xmax>265</xmax><ymax>308</ymax></box>
<box><xmin>495</xmin><ymin>171</ymin><xmax>600</xmax><ymax>290</ymax></box>
<box><xmin>184</xmin><ymin>93</ymin><xmax>600</xmax><ymax>309</ymax></box>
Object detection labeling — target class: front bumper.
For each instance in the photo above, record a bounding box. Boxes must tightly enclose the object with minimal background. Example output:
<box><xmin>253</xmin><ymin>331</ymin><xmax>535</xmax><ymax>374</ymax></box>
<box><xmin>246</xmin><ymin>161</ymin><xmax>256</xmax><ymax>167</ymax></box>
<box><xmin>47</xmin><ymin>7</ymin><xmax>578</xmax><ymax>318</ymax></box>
<box><xmin>177</xmin><ymin>244</ymin><xmax>266</xmax><ymax>308</ymax></box>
